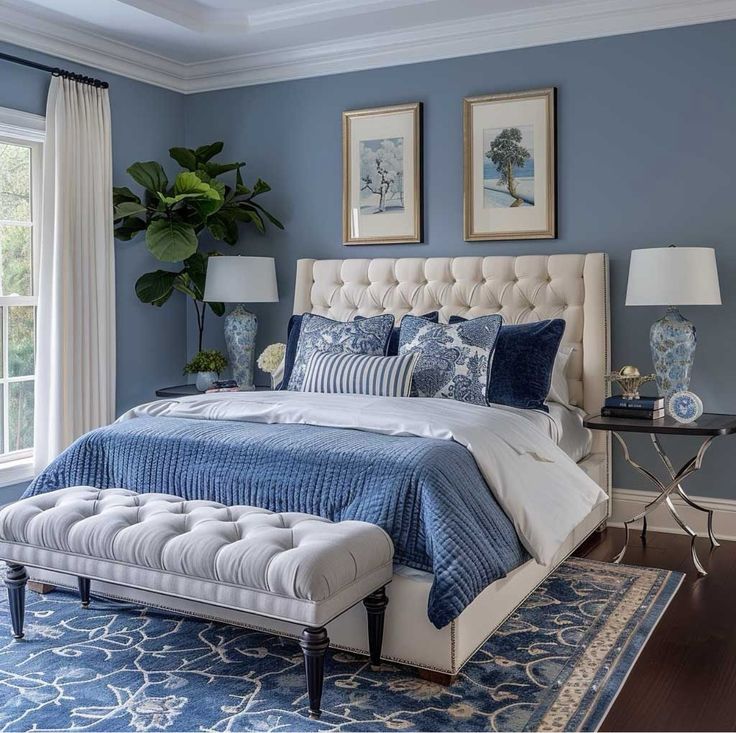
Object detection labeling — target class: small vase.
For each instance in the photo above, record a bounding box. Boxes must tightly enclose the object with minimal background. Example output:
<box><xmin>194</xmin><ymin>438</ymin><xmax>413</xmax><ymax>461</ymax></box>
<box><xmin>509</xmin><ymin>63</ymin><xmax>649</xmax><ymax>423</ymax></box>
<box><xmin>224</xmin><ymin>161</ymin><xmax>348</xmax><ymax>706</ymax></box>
<box><xmin>270</xmin><ymin>359</ymin><xmax>285</xmax><ymax>390</ymax></box>
<box><xmin>195</xmin><ymin>371</ymin><xmax>218</xmax><ymax>392</ymax></box>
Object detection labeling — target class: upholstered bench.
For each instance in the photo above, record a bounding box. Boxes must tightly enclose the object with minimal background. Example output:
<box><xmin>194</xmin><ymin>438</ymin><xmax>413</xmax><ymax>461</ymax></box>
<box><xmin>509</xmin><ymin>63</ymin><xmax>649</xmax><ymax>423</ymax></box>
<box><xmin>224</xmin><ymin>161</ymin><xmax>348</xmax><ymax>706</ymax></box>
<box><xmin>0</xmin><ymin>487</ymin><xmax>394</xmax><ymax>718</ymax></box>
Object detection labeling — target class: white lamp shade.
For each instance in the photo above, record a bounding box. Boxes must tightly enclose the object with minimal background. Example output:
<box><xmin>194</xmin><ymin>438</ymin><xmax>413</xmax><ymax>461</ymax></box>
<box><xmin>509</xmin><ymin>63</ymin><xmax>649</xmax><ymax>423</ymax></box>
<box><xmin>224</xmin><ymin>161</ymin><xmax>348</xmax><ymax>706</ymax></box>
<box><xmin>625</xmin><ymin>247</ymin><xmax>721</xmax><ymax>306</ymax></box>
<box><xmin>204</xmin><ymin>256</ymin><xmax>279</xmax><ymax>303</ymax></box>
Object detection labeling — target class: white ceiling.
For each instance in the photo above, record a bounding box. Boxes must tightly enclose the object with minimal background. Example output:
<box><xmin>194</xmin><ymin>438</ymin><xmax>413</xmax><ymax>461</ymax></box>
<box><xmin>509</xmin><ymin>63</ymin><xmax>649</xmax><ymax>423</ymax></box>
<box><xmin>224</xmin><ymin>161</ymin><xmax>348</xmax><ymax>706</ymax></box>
<box><xmin>0</xmin><ymin>0</ymin><xmax>734</xmax><ymax>93</ymax></box>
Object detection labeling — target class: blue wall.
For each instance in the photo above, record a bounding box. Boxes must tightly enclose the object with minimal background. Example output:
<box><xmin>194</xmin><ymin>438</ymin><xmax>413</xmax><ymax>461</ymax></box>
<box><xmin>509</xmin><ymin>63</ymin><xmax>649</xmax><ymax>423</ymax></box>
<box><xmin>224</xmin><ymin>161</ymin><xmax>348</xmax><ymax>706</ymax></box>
<box><xmin>184</xmin><ymin>21</ymin><xmax>736</xmax><ymax>498</ymax></box>
<box><xmin>0</xmin><ymin>42</ymin><xmax>188</xmax><ymax>500</ymax></box>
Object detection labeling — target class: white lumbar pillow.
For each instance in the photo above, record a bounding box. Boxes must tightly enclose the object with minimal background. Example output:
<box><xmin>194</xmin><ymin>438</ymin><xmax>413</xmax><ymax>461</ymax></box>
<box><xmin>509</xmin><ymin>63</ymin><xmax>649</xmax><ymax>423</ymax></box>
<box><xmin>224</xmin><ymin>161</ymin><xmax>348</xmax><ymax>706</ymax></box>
<box><xmin>548</xmin><ymin>345</ymin><xmax>575</xmax><ymax>406</ymax></box>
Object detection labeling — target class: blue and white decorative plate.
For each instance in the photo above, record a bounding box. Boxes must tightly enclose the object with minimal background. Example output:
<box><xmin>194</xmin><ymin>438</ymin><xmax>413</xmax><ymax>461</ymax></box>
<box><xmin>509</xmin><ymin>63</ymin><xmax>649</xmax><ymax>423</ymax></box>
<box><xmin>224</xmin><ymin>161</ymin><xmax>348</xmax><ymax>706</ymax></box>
<box><xmin>668</xmin><ymin>390</ymin><xmax>703</xmax><ymax>423</ymax></box>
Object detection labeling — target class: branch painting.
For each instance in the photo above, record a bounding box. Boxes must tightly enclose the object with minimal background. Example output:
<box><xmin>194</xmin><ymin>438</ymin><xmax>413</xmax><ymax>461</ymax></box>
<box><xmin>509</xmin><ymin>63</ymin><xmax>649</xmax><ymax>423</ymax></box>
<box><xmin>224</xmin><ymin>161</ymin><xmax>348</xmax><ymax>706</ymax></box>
<box><xmin>343</xmin><ymin>102</ymin><xmax>421</xmax><ymax>244</ymax></box>
<box><xmin>359</xmin><ymin>137</ymin><xmax>404</xmax><ymax>214</ymax></box>
<box><xmin>483</xmin><ymin>125</ymin><xmax>535</xmax><ymax>208</ymax></box>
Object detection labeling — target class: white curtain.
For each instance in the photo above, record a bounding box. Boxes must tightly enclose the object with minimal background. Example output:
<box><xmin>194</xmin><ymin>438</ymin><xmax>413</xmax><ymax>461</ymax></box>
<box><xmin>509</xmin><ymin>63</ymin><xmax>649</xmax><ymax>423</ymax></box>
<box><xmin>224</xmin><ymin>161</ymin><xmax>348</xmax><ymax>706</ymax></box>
<box><xmin>34</xmin><ymin>77</ymin><xmax>115</xmax><ymax>472</ymax></box>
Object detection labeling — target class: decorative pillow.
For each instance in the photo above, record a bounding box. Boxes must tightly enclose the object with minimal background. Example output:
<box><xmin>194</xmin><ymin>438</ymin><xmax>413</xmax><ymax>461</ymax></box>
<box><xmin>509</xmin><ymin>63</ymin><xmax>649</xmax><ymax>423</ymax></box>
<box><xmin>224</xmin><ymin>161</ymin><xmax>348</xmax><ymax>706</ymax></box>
<box><xmin>357</xmin><ymin>311</ymin><xmax>439</xmax><ymax>356</ymax></box>
<box><xmin>450</xmin><ymin>316</ymin><xmax>565</xmax><ymax>412</ymax></box>
<box><xmin>548</xmin><ymin>344</ymin><xmax>575</xmax><ymax>406</ymax></box>
<box><xmin>283</xmin><ymin>312</ymin><xmax>439</xmax><ymax>388</ymax></box>
<box><xmin>287</xmin><ymin>313</ymin><xmax>395</xmax><ymax>392</ymax></box>
<box><xmin>279</xmin><ymin>314</ymin><xmax>304</xmax><ymax>390</ymax></box>
<box><xmin>301</xmin><ymin>351</ymin><xmax>418</xmax><ymax>397</ymax></box>
<box><xmin>399</xmin><ymin>314</ymin><xmax>502</xmax><ymax>405</ymax></box>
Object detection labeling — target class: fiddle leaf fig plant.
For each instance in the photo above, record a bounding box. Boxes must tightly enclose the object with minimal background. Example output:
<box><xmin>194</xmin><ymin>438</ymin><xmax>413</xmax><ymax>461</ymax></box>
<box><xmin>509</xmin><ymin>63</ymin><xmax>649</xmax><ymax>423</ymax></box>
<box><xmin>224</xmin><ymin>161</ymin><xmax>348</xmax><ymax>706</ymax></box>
<box><xmin>113</xmin><ymin>141</ymin><xmax>284</xmax><ymax>353</ymax></box>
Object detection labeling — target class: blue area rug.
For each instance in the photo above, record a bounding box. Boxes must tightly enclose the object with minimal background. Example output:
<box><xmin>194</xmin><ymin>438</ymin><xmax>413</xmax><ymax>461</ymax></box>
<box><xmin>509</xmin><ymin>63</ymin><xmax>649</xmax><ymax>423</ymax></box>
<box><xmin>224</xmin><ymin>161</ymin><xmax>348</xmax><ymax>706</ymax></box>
<box><xmin>0</xmin><ymin>558</ymin><xmax>681</xmax><ymax>732</ymax></box>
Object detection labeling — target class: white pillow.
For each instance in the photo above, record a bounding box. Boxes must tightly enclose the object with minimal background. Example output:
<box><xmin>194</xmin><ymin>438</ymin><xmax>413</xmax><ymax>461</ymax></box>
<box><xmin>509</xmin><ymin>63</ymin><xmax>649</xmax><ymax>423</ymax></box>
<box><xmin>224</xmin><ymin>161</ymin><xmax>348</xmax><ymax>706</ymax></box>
<box><xmin>548</xmin><ymin>345</ymin><xmax>575</xmax><ymax>406</ymax></box>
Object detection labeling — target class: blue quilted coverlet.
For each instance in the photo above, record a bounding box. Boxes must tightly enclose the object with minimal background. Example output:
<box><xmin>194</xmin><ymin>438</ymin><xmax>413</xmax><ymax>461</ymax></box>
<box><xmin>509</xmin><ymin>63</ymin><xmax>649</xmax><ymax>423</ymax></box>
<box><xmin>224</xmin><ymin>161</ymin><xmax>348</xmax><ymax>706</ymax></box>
<box><xmin>26</xmin><ymin>417</ymin><xmax>528</xmax><ymax>628</ymax></box>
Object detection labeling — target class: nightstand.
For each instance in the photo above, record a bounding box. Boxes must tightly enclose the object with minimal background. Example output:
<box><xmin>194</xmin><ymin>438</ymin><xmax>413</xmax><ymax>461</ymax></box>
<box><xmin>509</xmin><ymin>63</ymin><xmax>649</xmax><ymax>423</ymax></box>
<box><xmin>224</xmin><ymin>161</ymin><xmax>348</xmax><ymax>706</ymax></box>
<box><xmin>155</xmin><ymin>384</ymin><xmax>272</xmax><ymax>398</ymax></box>
<box><xmin>584</xmin><ymin>413</ymin><xmax>736</xmax><ymax>575</ymax></box>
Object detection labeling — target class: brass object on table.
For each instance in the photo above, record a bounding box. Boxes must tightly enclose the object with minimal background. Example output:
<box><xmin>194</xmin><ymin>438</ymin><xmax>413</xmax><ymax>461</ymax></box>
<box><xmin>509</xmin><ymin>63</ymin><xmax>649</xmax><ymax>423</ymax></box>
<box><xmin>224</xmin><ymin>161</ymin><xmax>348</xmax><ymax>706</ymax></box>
<box><xmin>606</xmin><ymin>365</ymin><xmax>656</xmax><ymax>400</ymax></box>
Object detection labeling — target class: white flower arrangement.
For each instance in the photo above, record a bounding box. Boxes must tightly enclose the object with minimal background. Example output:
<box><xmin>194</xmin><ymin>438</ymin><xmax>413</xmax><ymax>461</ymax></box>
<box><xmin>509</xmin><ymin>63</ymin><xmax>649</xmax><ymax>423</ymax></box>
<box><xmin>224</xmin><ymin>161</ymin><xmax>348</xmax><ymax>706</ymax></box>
<box><xmin>257</xmin><ymin>343</ymin><xmax>286</xmax><ymax>374</ymax></box>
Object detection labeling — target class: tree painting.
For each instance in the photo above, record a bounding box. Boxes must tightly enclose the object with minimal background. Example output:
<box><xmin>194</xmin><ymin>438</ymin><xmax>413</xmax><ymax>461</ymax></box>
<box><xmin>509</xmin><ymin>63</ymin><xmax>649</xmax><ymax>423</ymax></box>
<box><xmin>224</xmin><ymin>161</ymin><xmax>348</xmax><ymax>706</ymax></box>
<box><xmin>360</xmin><ymin>137</ymin><xmax>404</xmax><ymax>214</ymax></box>
<box><xmin>484</xmin><ymin>126</ymin><xmax>534</xmax><ymax>208</ymax></box>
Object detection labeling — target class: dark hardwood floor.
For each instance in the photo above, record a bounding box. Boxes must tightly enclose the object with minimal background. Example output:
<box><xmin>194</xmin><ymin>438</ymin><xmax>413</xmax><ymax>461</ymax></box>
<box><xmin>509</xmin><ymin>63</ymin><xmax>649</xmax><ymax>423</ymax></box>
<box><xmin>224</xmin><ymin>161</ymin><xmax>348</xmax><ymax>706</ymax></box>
<box><xmin>577</xmin><ymin>527</ymin><xmax>736</xmax><ymax>732</ymax></box>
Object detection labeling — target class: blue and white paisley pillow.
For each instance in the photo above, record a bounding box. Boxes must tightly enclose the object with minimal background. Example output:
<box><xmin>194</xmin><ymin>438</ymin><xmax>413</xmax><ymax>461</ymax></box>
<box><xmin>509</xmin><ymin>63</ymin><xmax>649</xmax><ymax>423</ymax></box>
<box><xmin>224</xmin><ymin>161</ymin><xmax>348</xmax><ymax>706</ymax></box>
<box><xmin>398</xmin><ymin>314</ymin><xmax>503</xmax><ymax>405</ymax></box>
<box><xmin>287</xmin><ymin>313</ymin><xmax>395</xmax><ymax>392</ymax></box>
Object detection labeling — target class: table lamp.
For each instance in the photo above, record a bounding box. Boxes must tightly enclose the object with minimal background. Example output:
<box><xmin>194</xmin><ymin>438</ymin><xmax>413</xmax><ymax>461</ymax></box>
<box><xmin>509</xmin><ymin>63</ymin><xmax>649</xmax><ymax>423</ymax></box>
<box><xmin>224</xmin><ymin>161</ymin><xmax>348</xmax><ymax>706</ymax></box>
<box><xmin>625</xmin><ymin>246</ymin><xmax>721</xmax><ymax>399</ymax></box>
<box><xmin>204</xmin><ymin>256</ymin><xmax>279</xmax><ymax>390</ymax></box>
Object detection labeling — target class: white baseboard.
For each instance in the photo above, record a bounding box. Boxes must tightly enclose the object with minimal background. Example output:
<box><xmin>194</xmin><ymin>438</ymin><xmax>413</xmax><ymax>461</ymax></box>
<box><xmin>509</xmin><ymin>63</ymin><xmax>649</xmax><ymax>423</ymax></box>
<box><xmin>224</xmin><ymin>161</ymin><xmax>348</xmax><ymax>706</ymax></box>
<box><xmin>611</xmin><ymin>488</ymin><xmax>736</xmax><ymax>541</ymax></box>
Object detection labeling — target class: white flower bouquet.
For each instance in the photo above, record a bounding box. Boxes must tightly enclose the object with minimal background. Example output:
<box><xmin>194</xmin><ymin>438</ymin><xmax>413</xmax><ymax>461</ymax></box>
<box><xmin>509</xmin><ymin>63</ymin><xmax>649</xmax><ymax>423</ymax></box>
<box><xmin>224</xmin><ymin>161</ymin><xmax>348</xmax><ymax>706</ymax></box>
<box><xmin>257</xmin><ymin>343</ymin><xmax>286</xmax><ymax>388</ymax></box>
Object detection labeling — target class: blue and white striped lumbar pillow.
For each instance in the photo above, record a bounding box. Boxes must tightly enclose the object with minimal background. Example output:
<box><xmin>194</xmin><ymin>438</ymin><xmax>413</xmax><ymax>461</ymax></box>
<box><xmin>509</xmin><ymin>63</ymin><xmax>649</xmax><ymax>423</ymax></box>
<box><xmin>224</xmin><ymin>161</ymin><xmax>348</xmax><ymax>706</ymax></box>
<box><xmin>300</xmin><ymin>351</ymin><xmax>418</xmax><ymax>397</ymax></box>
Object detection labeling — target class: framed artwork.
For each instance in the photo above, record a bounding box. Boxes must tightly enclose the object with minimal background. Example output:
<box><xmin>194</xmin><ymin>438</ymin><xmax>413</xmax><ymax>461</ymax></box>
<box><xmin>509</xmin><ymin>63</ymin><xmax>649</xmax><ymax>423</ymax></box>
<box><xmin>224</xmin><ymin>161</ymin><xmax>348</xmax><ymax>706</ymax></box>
<box><xmin>342</xmin><ymin>102</ymin><xmax>422</xmax><ymax>244</ymax></box>
<box><xmin>464</xmin><ymin>88</ymin><xmax>556</xmax><ymax>241</ymax></box>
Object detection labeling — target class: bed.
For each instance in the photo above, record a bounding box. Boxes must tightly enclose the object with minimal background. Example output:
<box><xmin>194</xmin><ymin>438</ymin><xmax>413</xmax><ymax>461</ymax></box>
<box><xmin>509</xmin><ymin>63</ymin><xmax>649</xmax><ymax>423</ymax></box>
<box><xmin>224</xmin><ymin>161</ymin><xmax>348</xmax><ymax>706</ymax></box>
<box><xmin>25</xmin><ymin>253</ymin><xmax>611</xmax><ymax>677</ymax></box>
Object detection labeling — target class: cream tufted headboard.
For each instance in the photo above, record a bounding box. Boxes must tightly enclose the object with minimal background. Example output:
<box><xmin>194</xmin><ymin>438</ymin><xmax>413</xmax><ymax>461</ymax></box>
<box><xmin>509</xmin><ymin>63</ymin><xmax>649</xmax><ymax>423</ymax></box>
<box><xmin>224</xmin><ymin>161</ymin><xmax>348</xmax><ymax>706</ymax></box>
<box><xmin>293</xmin><ymin>254</ymin><xmax>611</xmax><ymax>497</ymax></box>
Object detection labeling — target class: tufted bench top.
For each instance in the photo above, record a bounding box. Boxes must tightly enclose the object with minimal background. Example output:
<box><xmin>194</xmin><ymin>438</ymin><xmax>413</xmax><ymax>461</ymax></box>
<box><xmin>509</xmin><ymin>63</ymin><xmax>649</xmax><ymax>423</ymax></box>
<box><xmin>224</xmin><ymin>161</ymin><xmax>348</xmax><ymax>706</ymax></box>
<box><xmin>0</xmin><ymin>487</ymin><xmax>394</xmax><ymax>627</ymax></box>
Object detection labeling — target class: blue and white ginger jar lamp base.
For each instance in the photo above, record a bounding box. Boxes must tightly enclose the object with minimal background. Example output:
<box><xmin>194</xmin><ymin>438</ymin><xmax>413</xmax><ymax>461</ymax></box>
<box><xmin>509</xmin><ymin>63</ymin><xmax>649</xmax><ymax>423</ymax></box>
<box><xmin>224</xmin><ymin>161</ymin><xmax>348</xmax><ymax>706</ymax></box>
<box><xmin>224</xmin><ymin>304</ymin><xmax>257</xmax><ymax>391</ymax></box>
<box><xmin>650</xmin><ymin>305</ymin><xmax>696</xmax><ymax>400</ymax></box>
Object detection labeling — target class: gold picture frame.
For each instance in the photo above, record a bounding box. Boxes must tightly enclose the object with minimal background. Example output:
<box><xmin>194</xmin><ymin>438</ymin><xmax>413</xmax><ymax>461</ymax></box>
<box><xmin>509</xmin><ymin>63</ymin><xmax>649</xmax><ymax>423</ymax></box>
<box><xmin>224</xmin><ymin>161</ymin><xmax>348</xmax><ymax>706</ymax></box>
<box><xmin>464</xmin><ymin>88</ymin><xmax>556</xmax><ymax>241</ymax></box>
<box><xmin>342</xmin><ymin>102</ymin><xmax>422</xmax><ymax>245</ymax></box>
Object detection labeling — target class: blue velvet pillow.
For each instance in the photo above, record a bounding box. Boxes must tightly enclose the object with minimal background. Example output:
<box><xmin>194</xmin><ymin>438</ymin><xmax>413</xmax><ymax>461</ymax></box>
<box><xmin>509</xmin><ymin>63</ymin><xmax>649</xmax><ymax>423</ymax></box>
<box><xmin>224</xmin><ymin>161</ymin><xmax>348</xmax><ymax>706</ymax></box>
<box><xmin>449</xmin><ymin>317</ymin><xmax>565</xmax><ymax>412</ymax></box>
<box><xmin>279</xmin><ymin>314</ymin><xmax>304</xmax><ymax>390</ymax></box>
<box><xmin>356</xmin><ymin>312</ymin><xmax>439</xmax><ymax>355</ymax></box>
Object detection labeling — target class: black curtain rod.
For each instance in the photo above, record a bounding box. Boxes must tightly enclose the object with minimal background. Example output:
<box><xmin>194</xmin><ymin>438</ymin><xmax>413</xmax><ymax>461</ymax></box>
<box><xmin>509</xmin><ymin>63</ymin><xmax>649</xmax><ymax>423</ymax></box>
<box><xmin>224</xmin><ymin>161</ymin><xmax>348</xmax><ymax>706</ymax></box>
<box><xmin>0</xmin><ymin>51</ymin><xmax>109</xmax><ymax>88</ymax></box>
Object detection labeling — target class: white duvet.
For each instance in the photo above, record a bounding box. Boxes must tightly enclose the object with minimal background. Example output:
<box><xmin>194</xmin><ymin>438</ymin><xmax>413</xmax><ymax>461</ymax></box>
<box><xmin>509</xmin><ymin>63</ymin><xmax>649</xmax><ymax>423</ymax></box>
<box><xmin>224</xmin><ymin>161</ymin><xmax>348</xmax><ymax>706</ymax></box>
<box><xmin>119</xmin><ymin>391</ymin><xmax>607</xmax><ymax>566</ymax></box>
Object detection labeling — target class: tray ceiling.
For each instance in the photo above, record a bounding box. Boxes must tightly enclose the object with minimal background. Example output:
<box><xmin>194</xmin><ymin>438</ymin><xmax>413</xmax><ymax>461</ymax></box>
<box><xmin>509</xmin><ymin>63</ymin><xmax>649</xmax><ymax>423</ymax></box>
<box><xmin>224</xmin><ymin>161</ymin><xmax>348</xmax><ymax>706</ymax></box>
<box><xmin>0</xmin><ymin>0</ymin><xmax>734</xmax><ymax>92</ymax></box>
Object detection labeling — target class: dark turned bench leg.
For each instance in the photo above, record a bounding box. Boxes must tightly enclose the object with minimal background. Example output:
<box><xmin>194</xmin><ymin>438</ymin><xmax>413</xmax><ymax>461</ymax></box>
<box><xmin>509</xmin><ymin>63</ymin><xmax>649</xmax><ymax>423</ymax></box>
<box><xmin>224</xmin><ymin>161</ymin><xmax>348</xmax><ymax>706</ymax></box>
<box><xmin>78</xmin><ymin>577</ymin><xmax>91</xmax><ymax>607</ymax></box>
<box><xmin>363</xmin><ymin>586</ymin><xmax>389</xmax><ymax>668</ymax></box>
<box><xmin>299</xmin><ymin>626</ymin><xmax>329</xmax><ymax>719</ymax></box>
<box><xmin>5</xmin><ymin>563</ymin><xmax>27</xmax><ymax>639</ymax></box>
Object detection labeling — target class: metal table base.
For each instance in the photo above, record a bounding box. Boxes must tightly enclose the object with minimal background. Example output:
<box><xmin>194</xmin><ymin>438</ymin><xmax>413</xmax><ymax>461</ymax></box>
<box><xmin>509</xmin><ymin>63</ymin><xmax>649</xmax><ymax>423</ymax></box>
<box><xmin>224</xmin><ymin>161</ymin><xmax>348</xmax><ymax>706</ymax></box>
<box><xmin>612</xmin><ymin>432</ymin><xmax>719</xmax><ymax>575</ymax></box>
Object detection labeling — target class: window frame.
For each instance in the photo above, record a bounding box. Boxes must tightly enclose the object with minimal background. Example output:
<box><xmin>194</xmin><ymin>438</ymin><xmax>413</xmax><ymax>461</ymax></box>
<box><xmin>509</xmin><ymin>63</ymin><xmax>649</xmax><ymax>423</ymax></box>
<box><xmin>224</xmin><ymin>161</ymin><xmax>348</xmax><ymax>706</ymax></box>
<box><xmin>0</xmin><ymin>106</ymin><xmax>45</xmax><ymax>486</ymax></box>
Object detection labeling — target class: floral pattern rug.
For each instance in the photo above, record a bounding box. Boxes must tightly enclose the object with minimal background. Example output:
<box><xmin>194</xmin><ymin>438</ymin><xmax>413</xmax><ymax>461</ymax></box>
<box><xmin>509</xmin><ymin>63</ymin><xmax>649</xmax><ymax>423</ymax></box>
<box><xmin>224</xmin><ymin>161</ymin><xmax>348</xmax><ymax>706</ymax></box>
<box><xmin>0</xmin><ymin>559</ymin><xmax>681</xmax><ymax>732</ymax></box>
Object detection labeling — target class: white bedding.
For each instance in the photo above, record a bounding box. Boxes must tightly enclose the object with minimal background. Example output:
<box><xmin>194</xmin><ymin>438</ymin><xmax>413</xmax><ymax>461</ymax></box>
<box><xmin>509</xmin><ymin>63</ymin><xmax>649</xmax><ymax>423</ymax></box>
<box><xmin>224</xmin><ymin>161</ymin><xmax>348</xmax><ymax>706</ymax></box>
<box><xmin>388</xmin><ymin>402</ymin><xmax>593</xmax><ymax>583</ymax></box>
<box><xmin>120</xmin><ymin>392</ymin><xmax>606</xmax><ymax>566</ymax></box>
<box><xmin>500</xmin><ymin>403</ymin><xmax>593</xmax><ymax>463</ymax></box>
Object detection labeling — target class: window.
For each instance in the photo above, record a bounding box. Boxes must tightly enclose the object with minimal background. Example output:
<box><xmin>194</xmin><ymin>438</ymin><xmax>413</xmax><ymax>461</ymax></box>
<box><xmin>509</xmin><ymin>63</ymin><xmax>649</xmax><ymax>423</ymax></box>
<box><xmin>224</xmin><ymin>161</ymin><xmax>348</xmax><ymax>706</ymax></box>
<box><xmin>0</xmin><ymin>108</ymin><xmax>43</xmax><ymax>476</ymax></box>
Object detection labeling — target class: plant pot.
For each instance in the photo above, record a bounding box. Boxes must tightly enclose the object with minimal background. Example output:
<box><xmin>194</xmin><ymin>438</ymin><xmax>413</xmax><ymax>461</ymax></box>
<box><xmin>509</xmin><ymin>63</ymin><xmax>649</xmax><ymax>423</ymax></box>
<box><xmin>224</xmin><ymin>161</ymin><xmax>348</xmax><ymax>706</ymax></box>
<box><xmin>195</xmin><ymin>371</ymin><xmax>218</xmax><ymax>392</ymax></box>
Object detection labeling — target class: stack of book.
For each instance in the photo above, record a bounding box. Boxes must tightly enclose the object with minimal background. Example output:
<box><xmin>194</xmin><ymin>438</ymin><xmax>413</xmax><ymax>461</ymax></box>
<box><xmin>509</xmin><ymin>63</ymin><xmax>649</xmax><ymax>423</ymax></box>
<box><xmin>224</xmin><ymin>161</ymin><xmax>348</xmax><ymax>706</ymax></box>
<box><xmin>601</xmin><ymin>395</ymin><xmax>665</xmax><ymax>420</ymax></box>
<box><xmin>205</xmin><ymin>379</ymin><xmax>240</xmax><ymax>393</ymax></box>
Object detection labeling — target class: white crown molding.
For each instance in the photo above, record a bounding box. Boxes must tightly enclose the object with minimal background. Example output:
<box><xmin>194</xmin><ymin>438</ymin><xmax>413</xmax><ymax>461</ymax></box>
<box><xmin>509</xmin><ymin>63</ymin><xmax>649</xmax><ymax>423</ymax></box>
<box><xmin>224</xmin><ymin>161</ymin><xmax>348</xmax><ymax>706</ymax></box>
<box><xmin>118</xmin><ymin>0</ymin><xmax>426</xmax><ymax>33</ymax></box>
<box><xmin>0</xmin><ymin>0</ymin><xmax>734</xmax><ymax>93</ymax></box>
<box><xmin>116</xmin><ymin>0</ymin><xmax>226</xmax><ymax>33</ymax></box>
<box><xmin>248</xmin><ymin>0</ymin><xmax>429</xmax><ymax>32</ymax></box>
<box><xmin>0</xmin><ymin>1</ymin><xmax>190</xmax><ymax>92</ymax></box>
<box><xmin>183</xmin><ymin>0</ymin><xmax>736</xmax><ymax>92</ymax></box>
<box><xmin>0</xmin><ymin>105</ymin><xmax>45</xmax><ymax>142</ymax></box>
